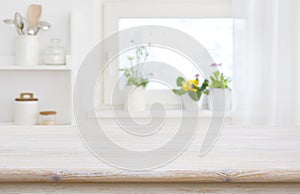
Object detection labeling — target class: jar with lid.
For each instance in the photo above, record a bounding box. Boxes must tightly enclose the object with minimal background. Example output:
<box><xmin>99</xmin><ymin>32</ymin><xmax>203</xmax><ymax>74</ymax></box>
<box><xmin>39</xmin><ymin>111</ymin><xmax>57</xmax><ymax>125</ymax></box>
<box><xmin>14</xmin><ymin>93</ymin><xmax>39</xmax><ymax>125</ymax></box>
<box><xmin>44</xmin><ymin>39</ymin><xmax>66</xmax><ymax>65</ymax></box>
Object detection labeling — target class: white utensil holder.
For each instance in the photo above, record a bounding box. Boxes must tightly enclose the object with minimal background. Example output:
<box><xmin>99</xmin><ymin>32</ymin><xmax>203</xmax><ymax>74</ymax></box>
<box><xmin>16</xmin><ymin>36</ymin><xmax>40</xmax><ymax>66</ymax></box>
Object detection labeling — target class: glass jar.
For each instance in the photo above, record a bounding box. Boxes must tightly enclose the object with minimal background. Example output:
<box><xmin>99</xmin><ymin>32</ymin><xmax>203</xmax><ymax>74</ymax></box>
<box><xmin>39</xmin><ymin>111</ymin><xmax>57</xmax><ymax>125</ymax></box>
<box><xmin>44</xmin><ymin>39</ymin><xmax>66</xmax><ymax>65</ymax></box>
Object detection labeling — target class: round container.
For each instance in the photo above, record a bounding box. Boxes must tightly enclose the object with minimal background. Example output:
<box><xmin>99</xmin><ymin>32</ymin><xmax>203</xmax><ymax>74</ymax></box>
<box><xmin>14</xmin><ymin>93</ymin><xmax>39</xmax><ymax>125</ymax></box>
<box><xmin>123</xmin><ymin>85</ymin><xmax>146</xmax><ymax>112</ymax></box>
<box><xmin>16</xmin><ymin>36</ymin><xmax>40</xmax><ymax>66</ymax></box>
<box><xmin>39</xmin><ymin>111</ymin><xmax>57</xmax><ymax>125</ymax></box>
<box><xmin>44</xmin><ymin>39</ymin><xmax>66</xmax><ymax>65</ymax></box>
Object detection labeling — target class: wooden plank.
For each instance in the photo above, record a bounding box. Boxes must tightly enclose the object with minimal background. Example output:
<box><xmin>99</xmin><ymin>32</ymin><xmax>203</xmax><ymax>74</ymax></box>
<box><xmin>0</xmin><ymin>168</ymin><xmax>300</xmax><ymax>183</ymax></box>
<box><xmin>0</xmin><ymin>183</ymin><xmax>299</xmax><ymax>194</ymax></box>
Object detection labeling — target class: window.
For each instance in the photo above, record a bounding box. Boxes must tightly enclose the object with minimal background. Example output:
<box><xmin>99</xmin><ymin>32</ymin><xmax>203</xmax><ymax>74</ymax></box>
<box><xmin>103</xmin><ymin>1</ymin><xmax>232</xmax><ymax>107</ymax></box>
<box><xmin>119</xmin><ymin>18</ymin><xmax>233</xmax><ymax>90</ymax></box>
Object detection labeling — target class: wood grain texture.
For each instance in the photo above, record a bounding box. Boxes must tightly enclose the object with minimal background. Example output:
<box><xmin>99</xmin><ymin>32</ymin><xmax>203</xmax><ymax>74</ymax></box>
<box><xmin>0</xmin><ymin>168</ymin><xmax>300</xmax><ymax>183</ymax></box>
<box><xmin>0</xmin><ymin>125</ymin><xmax>299</xmax><ymax>183</ymax></box>
<box><xmin>0</xmin><ymin>183</ymin><xmax>300</xmax><ymax>194</ymax></box>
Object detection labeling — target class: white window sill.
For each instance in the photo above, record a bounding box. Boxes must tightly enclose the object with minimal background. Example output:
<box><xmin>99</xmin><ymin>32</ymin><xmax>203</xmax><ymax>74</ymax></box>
<box><xmin>88</xmin><ymin>110</ymin><xmax>232</xmax><ymax>119</ymax></box>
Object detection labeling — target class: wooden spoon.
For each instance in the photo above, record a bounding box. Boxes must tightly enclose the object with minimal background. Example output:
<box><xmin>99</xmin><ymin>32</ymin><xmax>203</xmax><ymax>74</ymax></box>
<box><xmin>27</xmin><ymin>4</ymin><xmax>42</xmax><ymax>35</ymax></box>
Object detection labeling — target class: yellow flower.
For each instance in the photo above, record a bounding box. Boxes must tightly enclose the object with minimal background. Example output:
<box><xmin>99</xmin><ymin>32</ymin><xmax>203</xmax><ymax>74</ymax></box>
<box><xmin>182</xmin><ymin>81</ymin><xmax>193</xmax><ymax>92</ymax></box>
<box><xmin>189</xmin><ymin>79</ymin><xmax>199</xmax><ymax>86</ymax></box>
<box><xmin>182</xmin><ymin>81</ymin><xmax>198</xmax><ymax>92</ymax></box>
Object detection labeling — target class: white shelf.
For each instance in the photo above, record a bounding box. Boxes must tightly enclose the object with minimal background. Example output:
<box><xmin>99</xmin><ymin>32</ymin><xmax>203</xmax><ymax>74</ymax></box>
<box><xmin>0</xmin><ymin>65</ymin><xmax>72</xmax><ymax>71</ymax></box>
<box><xmin>0</xmin><ymin>122</ymin><xmax>72</xmax><ymax>128</ymax></box>
<box><xmin>0</xmin><ymin>55</ymin><xmax>72</xmax><ymax>71</ymax></box>
<box><xmin>0</xmin><ymin>54</ymin><xmax>73</xmax><ymax>124</ymax></box>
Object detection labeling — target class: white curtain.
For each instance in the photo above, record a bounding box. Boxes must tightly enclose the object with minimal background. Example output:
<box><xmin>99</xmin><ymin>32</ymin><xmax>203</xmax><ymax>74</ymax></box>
<box><xmin>233</xmin><ymin>0</ymin><xmax>300</xmax><ymax>126</ymax></box>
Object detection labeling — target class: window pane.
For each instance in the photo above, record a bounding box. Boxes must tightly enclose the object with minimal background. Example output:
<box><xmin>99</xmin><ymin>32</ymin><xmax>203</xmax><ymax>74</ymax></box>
<box><xmin>119</xmin><ymin>18</ymin><xmax>233</xmax><ymax>90</ymax></box>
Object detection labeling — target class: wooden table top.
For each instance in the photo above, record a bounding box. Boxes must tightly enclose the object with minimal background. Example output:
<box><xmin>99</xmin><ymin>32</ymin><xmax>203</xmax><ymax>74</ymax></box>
<box><xmin>0</xmin><ymin>125</ymin><xmax>299</xmax><ymax>183</ymax></box>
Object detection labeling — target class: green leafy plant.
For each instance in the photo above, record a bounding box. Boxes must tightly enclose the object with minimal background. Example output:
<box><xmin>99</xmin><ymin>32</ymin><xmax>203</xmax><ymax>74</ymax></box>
<box><xmin>173</xmin><ymin>74</ymin><xmax>209</xmax><ymax>101</ymax></box>
<box><xmin>120</xmin><ymin>42</ymin><xmax>151</xmax><ymax>88</ymax></box>
<box><xmin>210</xmin><ymin>70</ymin><xmax>231</xmax><ymax>89</ymax></box>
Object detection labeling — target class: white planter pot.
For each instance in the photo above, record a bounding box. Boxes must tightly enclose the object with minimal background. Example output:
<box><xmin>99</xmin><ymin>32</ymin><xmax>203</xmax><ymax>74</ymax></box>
<box><xmin>123</xmin><ymin>85</ymin><xmax>147</xmax><ymax>112</ymax></box>
<box><xmin>181</xmin><ymin>94</ymin><xmax>205</xmax><ymax>111</ymax></box>
<box><xmin>16</xmin><ymin>36</ymin><xmax>40</xmax><ymax>66</ymax></box>
<box><xmin>208</xmin><ymin>89</ymin><xmax>232</xmax><ymax>111</ymax></box>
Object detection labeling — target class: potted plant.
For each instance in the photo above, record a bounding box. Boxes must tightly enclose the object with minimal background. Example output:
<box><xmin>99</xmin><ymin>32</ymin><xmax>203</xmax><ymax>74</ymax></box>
<box><xmin>172</xmin><ymin>74</ymin><xmax>209</xmax><ymax>111</ymax></box>
<box><xmin>120</xmin><ymin>43</ymin><xmax>151</xmax><ymax>112</ymax></box>
<box><xmin>208</xmin><ymin>70</ymin><xmax>231</xmax><ymax>111</ymax></box>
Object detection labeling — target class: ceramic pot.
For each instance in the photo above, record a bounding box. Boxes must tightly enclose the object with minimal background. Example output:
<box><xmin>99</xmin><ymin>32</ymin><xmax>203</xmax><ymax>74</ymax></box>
<box><xmin>16</xmin><ymin>36</ymin><xmax>40</xmax><ymax>66</ymax></box>
<box><xmin>208</xmin><ymin>88</ymin><xmax>231</xmax><ymax>111</ymax></box>
<box><xmin>123</xmin><ymin>85</ymin><xmax>147</xmax><ymax>112</ymax></box>
<box><xmin>180</xmin><ymin>94</ymin><xmax>204</xmax><ymax>111</ymax></box>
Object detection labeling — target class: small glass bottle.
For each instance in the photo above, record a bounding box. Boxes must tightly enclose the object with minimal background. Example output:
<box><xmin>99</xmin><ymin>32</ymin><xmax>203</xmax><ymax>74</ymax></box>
<box><xmin>44</xmin><ymin>39</ymin><xmax>66</xmax><ymax>65</ymax></box>
<box><xmin>39</xmin><ymin>111</ymin><xmax>57</xmax><ymax>125</ymax></box>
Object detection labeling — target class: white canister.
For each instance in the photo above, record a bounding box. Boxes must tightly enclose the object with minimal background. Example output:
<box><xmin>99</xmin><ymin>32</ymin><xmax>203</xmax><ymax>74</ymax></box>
<box><xmin>16</xmin><ymin>36</ymin><xmax>40</xmax><ymax>66</ymax></box>
<box><xmin>14</xmin><ymin>93</ymin><xmax>39</xmax><ymax>125</ymax></box>
<box><xmin>123</xmin><ymin>85</ymin><xmax>147</xmax><ymax>112</ymax></box>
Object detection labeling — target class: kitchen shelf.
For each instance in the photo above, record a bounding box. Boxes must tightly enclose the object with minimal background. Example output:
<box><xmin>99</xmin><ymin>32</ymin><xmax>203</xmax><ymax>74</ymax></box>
<box><xmin>0</xmin><ymin>15</ymin><xmax>77</xmax><ymax>125</ymax></box>
<box><xmin>0</xmin><ymin>54</ymin><xmax>74</xmax><ymax>125</ymax></box>
<box><xmin>0</xmin><ymin>55</ymin><xmax>72</xmax><ymax>71</ymax></box>
<box><xmin>0</xmin><ymin>65</ymin><xmax>72</xmax><ymax>71</ymax></box>
<box><xmin>0</xmin><ymin>122</ymin><xmax>72</xmax><ymax>128</ymax></box>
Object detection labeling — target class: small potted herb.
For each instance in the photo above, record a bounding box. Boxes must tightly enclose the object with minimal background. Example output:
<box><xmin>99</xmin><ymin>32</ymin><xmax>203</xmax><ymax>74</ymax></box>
<box><xmin>208</xmin><ymin>69</ymin><xmax>231</xmax><ymax>111</ymax></box>
<box><xmin>120</xmin><ymin>43</ymin><xmax>151</xmax><ymax>111</ymax></box>
<box><xmin>173</xmin><ymin>74</ymin><xmax>209</xmax><ymax>111</ymax></box>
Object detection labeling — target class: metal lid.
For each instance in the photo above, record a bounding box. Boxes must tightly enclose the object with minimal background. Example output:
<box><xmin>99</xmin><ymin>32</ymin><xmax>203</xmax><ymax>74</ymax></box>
<box><xmin>15</xmin><ymin>93</ymin><xmax>38</xmax><ymax>101</ymax></box>
<box><xmin>40</xmin><ymin>111</ymin><xmax>57</xmax><ymax>116</ymax></box>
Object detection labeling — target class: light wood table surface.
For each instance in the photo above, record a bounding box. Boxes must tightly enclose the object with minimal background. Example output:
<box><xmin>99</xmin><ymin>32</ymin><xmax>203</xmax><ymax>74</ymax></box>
<box><xmin>0</xmin><ymin>125</ymin><xmax>299</xmax><ymax>193</ymax></box>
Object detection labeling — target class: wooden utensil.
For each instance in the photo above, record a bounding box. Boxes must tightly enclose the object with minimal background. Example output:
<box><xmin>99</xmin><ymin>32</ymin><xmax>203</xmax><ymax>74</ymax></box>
<box><xmin>27</xmin><ymin>4</ymin><xmax>42</xmax><ymax>35</ymax></box>
<box><xmin>27</xmin><ymin>4</ymin><xmax>42</xmax><ymax>27</ymax></box>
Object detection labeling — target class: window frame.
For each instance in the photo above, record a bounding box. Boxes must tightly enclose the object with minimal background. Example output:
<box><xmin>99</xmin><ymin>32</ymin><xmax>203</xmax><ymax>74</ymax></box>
<box><xmin>103</xmin><ymin>1</ymin><xmax>232</xmax><ymax>106</ymax></box>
